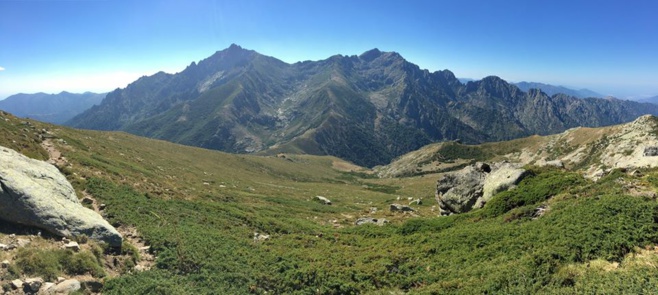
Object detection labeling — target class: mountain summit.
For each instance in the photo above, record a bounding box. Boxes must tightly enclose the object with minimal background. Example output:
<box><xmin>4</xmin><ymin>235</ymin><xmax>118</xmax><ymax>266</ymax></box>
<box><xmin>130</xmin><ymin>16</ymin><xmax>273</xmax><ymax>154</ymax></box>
<box><xmin>67</xmin><ymin>45</ymin><xmax>658</xmax><ymax>167</ymax></box>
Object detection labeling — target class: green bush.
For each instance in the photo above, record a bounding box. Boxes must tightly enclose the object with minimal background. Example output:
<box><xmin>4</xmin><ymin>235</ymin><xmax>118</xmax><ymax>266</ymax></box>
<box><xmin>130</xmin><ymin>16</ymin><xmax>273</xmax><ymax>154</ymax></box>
<box><xmin>485</xmin><ymin>169</ymin><xmax>586</xmax><ymax>217</ymax></box>
<box><xmin>62</xmin><ymin>251</ymin><xmax>105</xmax><ymax>277</ymax></box>
<box><xmin>14</xmin><ymin>248</ymin><xmax>105</xmax><ymax>281</ymax></box>
<box><xmin>15</xmin><ymin>248</ymin><xmax>61</xmax><ymax>281</ymax></box>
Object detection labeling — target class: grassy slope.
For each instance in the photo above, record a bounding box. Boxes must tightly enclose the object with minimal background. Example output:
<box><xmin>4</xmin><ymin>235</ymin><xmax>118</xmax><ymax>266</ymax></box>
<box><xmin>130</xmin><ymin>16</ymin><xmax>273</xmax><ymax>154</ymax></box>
<box><xmin>2</xmin><ymin>112</ymin><xmax>658</xmax><ymax>294</ymax></box>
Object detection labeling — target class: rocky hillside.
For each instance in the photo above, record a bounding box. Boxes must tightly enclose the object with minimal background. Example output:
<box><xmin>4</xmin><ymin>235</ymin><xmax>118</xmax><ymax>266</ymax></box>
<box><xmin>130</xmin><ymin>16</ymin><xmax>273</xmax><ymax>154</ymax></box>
<box><xmin>0</xmin><ymin>92</ymin><xmax>105</xmax><ymax>124</ymax></box>
<box><xmin>5</xmin><ymin>111</ymin><xmax>658</xmax><ymax>293</ymax></box>
<box><xmin>67</xmin><ymin>45</ymin><xmax>658</xmax><ymax>167</ymax></box>
<box><xmin>378</xmin><ymin>115</ymin><xmax>658</xmax><ymax>179</ymax></box>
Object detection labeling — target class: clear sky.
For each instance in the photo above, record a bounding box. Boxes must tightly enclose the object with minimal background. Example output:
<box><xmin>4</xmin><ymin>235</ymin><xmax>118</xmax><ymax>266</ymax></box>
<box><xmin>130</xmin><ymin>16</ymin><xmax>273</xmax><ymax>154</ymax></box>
<box><xmin>1</xmin><ymin>0</ymin><xmax>657</xmax><ymax>100</ymax></box>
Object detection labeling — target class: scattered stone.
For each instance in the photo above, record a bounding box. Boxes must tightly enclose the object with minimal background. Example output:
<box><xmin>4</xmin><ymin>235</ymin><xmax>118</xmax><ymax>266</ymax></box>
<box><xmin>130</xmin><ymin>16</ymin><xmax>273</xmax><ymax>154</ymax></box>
<box><xmin>81</xmin><ymin>279</ymin><xmax>103</xmax><ymax>292</ymax></box>
<box><xmin>57</xmin><ymin>277</ymin><xmax>66</xmax><ymax>283</ymax></box>
<box><xmin>390</xmin><ymin>203</ymin><xmax>415</xmax><ymax>212</ymax></box>
<box><xmin>0</xmin><ymin>145</ymin><xmax>122</xmax><ymax>247</ymax></box>
<box><xmin>0</xmin><ymin>243</ymin><xmax>7</xmax><ymax>251</ymax></box>
<box><xmin>408</xmin><ymin>198</ymin><xmax>422</xmax><ymax>205</ymax></box>
<box><xmin>134</xmin><ymin>264</ymin><xmax>147</xmax><ymax>272</ymax></box>
<box><xmin>51</xmin><ymin>279</ymin><xmax>82</xmax><ymax>294</ymax></box>
<box><xmin>41</xmin><ymin>282</ymin><xmax>56</xmax><ymax>293</ymax></box>
<box><xmin>99</xmin><ymin>203</ymin><xmax>107</xmax><ymax>210</ymax></box>
<box><xmin>532</xmin><ymin>205</ymin><xmax>548</xmax><ymax>219</ymax></box>
<box><xmin>585</xmin><ymin>166</ymin><xmax>609</xmax><ymax>181</ymax></box>
<box><xmin>11</xmin><ymin>279</ymin><xmax>23</xmax><ymax>290</ymax></box>
<box><xmin>64</xmin><ymin>241</ymin><xmax>81</xmax><ymax>251</ymax></box>
<box><xmin>253</xmin><ymin>232</ymin><xmax>270</xmax><ymax>242</ymax></box>
<box><xmin>629</xmin><ymin>170</ymin><xmax>644</xmax><ymax>177</ymax></box>
<box><xmin>355</xmin><ymin>217</ymin><xmax>388</xmax><ymax>226</ymax></box>
<box><xmin>644</xmin><ymin>146</ymin><xmax>658</xmax><ymax>157</ymax></box>
<box><xmin>14</xmin><ymin>238</ymin><xmax>31</xmax><ymax>248</ymax></box>
<box><xmin>369</xmin><ymin>207</ymin><xmax>378</xmax><ymax>213</ymax></box>
<box><xmin>314</xmin><ymin>195</ymin><xmax>332</xmax><ymax>205</ymax></box>
<box><xmin>23</xmin><ymin>277</ymin><xmax>44</xmax><ymax>293</ymax></box>
<box><xmin>1</xmin><ymin>260</ymin><xmax>9</xmax><ymax>268</ymax></box>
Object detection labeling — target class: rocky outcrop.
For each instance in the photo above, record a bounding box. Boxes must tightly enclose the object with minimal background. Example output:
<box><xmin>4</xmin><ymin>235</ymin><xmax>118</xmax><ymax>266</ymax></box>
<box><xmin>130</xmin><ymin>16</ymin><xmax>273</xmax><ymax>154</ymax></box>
<box><xmin>435</xmin><ymin>162</ymin><xmax>528</xmax><ymax>215</ymax></box>
<box><xmin>0</xmin><ymin>145</ymin><xmax>122</xmax><ymax>247</ymax></box>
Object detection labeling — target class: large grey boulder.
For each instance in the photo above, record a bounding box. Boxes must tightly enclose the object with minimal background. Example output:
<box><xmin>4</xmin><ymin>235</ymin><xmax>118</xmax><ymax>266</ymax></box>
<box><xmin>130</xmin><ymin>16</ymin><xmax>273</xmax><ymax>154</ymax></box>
<box><xmin>435</xmin><ymin>162</ymin><xmax>527</xmax><ymax>215</ymax></box>
<box><xmin>435</xmin><ymin>163</ymin><xmax>489</xmax><ymax>215</ymax></box>
<box><xmin>480</xmin><ymin>163</ymin><xmax>529</xmax><ymax>206</ymax></box>
<box><xmin>0</xmin><ymin>146</ymin><xmax>122</xmax><ymax>247</ymax></box>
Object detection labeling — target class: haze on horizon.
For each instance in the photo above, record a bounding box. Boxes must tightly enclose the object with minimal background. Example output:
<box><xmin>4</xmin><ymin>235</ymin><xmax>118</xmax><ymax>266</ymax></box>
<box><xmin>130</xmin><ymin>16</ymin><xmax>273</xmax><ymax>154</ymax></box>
<box><xmin>1</xmin><ymin>0</ymin><xmax>657</xmax><ymax>100</ymax></box>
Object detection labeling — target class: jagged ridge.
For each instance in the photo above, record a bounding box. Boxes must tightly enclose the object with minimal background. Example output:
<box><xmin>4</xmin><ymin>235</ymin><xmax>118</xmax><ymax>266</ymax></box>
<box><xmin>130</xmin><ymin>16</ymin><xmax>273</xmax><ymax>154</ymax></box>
<box><xmin>67</xmin><ymin>45</ymin><xmax>658</xmax><ymax>167</ymax></box>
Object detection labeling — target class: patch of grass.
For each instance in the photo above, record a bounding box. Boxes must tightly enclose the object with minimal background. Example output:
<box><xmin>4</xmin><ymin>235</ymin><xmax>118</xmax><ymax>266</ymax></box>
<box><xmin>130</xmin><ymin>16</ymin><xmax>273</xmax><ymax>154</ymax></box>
<box><xmin>363</xmin><ymin>183</ymin><xmax>400</xmax><ymax>194</ymax></box>
<box><xmin>14</xmin><ymin>248</ymin><xmax>105</xmax><ymax>281</ymax></box>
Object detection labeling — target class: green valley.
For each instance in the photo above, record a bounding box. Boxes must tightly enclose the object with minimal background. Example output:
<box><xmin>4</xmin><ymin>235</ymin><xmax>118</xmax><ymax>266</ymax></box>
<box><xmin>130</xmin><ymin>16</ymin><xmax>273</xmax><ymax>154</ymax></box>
<box><xmin>3</xmin><ymin>111</ymin><xmax>658</xmax><ymax>294</ymax></box>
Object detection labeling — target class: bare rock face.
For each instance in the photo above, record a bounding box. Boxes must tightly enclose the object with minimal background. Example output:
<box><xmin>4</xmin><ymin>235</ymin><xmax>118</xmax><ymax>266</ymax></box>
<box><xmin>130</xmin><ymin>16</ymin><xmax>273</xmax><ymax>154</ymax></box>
<box><xmin>436</xmin><ymin>162</ymin><xmax>527</xmax><ymax>215</ymax></box>
<box><xmin>0</xmin><ymin>145</ymin><xmax>122</xmax><ymax>247</ymax></box>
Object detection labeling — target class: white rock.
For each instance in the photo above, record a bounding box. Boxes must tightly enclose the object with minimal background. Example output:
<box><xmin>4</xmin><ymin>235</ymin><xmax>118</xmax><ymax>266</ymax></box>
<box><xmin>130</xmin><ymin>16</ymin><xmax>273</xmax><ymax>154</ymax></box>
<box><xmin>0</xmin><ymin>145</ymin><xmax>122</xmax><ymax>246</ymax></box>
<box><xmin>11</xmin><ymin>279</ymin><xmax>23</xmax><ymax>289</ymax></box>
<box><xmin>64</xmin><ymin>241</ymin><xmax>81</xmax><ymax>251</ymax></box>
<box><xmin>41</xmin><ymin>282</ymin><xmax>56</xmax><ymax>293</ymax></box>
<box><xmin>52</xmin><ymin>279</ymin><xmax>81</xmax><ymax>294</ymax></box>
<box><xmin>314</xmin><ymin>196</ymin><xmax>332</xmax><ymax>205</ymax></box>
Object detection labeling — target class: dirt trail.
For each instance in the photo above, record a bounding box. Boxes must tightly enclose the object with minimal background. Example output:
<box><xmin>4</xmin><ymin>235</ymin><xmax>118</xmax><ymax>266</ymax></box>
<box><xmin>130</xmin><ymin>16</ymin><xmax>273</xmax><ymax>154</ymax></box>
<box><xmin>41</xmin><ymin>138</ymin><xmax>67</xmax><ymax>167</ymax></box>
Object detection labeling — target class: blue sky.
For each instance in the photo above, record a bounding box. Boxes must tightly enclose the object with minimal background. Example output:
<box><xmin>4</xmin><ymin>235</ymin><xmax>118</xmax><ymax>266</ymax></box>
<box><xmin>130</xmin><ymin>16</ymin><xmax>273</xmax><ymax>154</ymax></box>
<box><xmin>1</xmin><ymin>0</ymin><xmax>657</xmax><ymax>99</ymax></box>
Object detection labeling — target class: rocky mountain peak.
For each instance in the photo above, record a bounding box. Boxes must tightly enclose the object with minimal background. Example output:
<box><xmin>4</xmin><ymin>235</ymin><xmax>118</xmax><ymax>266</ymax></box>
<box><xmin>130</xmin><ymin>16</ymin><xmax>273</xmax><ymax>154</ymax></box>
<box><xmin>66</xmin><ymin>45</ymin><xmax>658</xmax><ymax>167</ymax></box>
<box><xmin>359</xmin><ymin>48</ymin><xmax>383</xmax><ymax>61</ymax></box>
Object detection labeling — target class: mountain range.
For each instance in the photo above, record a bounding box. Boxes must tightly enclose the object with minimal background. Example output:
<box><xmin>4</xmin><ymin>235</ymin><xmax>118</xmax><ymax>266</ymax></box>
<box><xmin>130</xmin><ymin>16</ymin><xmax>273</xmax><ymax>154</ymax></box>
<box><xmin>67</xmin><ymin>44</ymin><xmax>658</xmax><ymax>167</ymax></box>
<box><xmin>513</xmin><ymin>81</ymin><xmax>603</xmax><ymax>98</ymax></box>
<box><xmin>638</xmin><ymin>95</ymin><xmax>658</xmax><ymax>105</ymax></box>
<box><xmin>0</xmin><ymin>91</ymin><xmax>105</xmax><ymax>124</ymax></box>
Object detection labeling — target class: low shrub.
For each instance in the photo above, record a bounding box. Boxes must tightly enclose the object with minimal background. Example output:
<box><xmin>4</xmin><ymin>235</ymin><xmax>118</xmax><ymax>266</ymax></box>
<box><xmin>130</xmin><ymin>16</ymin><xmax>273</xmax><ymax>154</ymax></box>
<box><xmin>485</xmin><ymin>169</ymin><xmax>586</xmax><ymax>217</ymax></box>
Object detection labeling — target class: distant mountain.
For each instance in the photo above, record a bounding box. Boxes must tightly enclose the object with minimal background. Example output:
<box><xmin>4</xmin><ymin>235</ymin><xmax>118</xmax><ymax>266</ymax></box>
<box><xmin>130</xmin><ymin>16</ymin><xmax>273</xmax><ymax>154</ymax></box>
<box><xmin>67</xmin><ymin>45</ymin><xmax>658</xmax><ymax>167</ymax></box>
<box><xmin>0</xmin><ymin>92</ymin><xmax>105</xmax><ymax>124</ymax></box>
<box><xmin>514</xmin><ymin>81</ymin><xmax>603</xmax><ymax>98</ymax></box>
<box><xmin>638</xmin><ymin>95</ymin><xmax>658</xmax><ymax>105</ymax></box>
